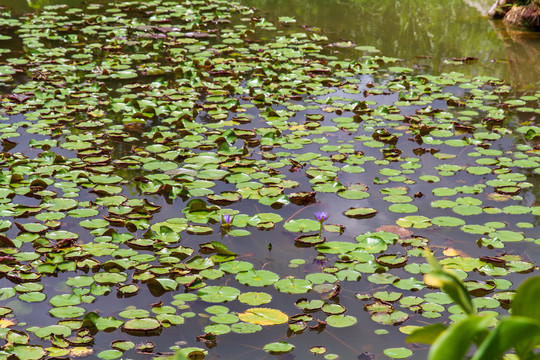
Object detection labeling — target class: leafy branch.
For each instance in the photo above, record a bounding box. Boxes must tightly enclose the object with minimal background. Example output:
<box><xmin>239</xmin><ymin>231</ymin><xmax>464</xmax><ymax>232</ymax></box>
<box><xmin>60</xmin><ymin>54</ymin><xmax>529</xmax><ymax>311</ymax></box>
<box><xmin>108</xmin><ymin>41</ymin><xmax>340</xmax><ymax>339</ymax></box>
<box><xmin>407</xmin><ymin>249</ymin><xmax>540</xmax><ymax>360</ymax></box>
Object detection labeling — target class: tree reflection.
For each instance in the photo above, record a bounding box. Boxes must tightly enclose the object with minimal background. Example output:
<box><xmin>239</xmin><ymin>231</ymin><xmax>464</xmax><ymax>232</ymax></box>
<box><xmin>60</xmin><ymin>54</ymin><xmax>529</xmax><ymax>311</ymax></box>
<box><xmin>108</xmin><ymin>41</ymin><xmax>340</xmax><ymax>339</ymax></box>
<box><xmin>490</xmin><ymin>19</ymin><xmax>540</xmax><ymax>88</ymax></box>
<box><xmin>242</xmin><ymin>0</ymin><xmax>540</xmax><ymax>87</ymax></box>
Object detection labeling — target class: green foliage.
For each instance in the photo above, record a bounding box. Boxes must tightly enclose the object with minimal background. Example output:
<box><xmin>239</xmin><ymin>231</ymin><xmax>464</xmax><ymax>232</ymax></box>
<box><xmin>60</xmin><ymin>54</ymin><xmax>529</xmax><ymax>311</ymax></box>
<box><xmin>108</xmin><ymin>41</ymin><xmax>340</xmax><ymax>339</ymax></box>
<box><xmin>408</xmin><ymin>251</ymin><xmax>540</xmax><ymax>360</ymax></box>
<box><xmin>423</xmin><ymin>250</ymin><xmax>476</xmax><ymax>315</ymax></box>
<box><xmin>171</xmin><ymin>348</ymin><xmax>207</xmax><ymax>360</ymax></box>
<box><xmin>27</xmin><ymin>0</ymin><xmax>50</xmax><ymax>10</ymax></box>
<box><xmin>514</xmin><ymin>0</ymin><xmax>534</xmax><ymax>5</ymax></box>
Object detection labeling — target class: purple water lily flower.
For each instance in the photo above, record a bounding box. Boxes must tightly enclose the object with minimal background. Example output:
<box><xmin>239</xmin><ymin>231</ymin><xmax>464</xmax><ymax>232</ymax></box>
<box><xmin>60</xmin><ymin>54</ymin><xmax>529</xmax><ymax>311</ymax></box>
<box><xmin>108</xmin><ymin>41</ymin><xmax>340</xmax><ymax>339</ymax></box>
<box><xmin>219</xmin><ymin>214</ymin><xmax>234</xmax><ymax>226</ymax></box>
<box><xmin>314</xmin><ymin>211</ymin><xmax>329</xmax><ymax>223</ymax></box>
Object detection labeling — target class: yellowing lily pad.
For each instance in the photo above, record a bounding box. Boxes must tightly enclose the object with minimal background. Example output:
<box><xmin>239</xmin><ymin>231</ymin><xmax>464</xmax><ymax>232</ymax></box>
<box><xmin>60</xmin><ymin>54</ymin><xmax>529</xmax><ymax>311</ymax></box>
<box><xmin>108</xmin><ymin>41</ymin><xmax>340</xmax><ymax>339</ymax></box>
<box><xmin>238</xmin><ymin>307</ymin><xmax>288</xmax><ymax>325</ymax></box>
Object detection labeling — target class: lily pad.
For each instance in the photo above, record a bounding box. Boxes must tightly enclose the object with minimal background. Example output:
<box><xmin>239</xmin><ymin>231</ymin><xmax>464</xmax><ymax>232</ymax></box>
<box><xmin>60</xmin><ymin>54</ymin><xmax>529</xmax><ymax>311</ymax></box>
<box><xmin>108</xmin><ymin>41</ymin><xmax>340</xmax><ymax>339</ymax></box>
<box><xmin>326</xmin><ymin>314</ymin><xmax>358</xmax><ymax>328</ymax></box>
<box><xmin>122</xmin><ymin>318</ymin><xmax>161</xmax><ymax>332</ymax></box>
<box><xmin>238</xmin><ymin>308</ymin><xmax>288</xmax><ymax>325</ymax></box>
<box><xmin>198</xmin><ymin>286</ymin><xmax>241</xmax><ymax>303</ymax></box>
<box><xmin>344</xmin><ymin>207</ymin><xmax>378</xmax><ymax>218</ymax></box>
<box><xmin>263</xmin><ymin>341</ymin><xmax>295</xmax><ymax>354</ymax></box>
<box><xmin>383</xmin><ymin>347</ymin><xmax>413</xmax><ymax>358</ymax></box>
<box><xmin>236</xmin><ymin>270</ymin><xmax>279</xmax><ymax>287</ymax></box>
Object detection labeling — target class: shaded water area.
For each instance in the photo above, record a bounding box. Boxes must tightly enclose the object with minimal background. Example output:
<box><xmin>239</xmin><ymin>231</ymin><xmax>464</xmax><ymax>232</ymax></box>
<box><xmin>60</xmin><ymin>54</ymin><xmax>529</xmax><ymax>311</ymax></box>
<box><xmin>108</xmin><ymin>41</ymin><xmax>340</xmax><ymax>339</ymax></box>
<box><xmin>0</xmin><ymin>0</ymin><xmax>536</xmax><ymax>360</ymax></box>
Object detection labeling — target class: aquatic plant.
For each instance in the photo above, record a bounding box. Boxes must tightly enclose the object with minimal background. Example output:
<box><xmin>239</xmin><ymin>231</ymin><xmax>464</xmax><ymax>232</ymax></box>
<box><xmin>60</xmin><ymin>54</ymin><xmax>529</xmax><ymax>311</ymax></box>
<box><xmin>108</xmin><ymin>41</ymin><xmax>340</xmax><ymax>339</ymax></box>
<box><xmin>314</xmin><ymin>211</ymin><xmax>329</xmax><ymax>223</ymax></box>
<box><xmin>314</xmin><ymin>211</ymin><xmax>329</xmax><ymax>237</ymax></box>
<box><xmin>218</xmin><ymin>214</ymin><xmax>234</xmax><ymax>227</ymax></box>
<box><xmin>408</xmin><ymin>250</ymin><xmax>540</xmax><ymax>360</ymax></box>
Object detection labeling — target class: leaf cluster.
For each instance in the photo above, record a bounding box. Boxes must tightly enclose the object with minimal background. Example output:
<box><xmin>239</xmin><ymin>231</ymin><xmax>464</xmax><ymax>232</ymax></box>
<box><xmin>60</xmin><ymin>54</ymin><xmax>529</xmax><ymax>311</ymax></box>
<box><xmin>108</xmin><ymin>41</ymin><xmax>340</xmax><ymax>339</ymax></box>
<box><xmin>408</xmin><ymin>249</ymin><xmax>540</xmax><ymax>360</ymax></box>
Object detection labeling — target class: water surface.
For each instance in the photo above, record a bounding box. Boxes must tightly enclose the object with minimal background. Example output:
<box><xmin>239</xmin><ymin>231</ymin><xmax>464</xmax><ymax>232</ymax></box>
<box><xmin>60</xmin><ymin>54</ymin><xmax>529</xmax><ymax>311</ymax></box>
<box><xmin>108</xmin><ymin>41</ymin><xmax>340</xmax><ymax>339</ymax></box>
<box><xmin>241</xmin><ymin>0</ymin><xmax>540</xmax><ymax>88</ymax></box>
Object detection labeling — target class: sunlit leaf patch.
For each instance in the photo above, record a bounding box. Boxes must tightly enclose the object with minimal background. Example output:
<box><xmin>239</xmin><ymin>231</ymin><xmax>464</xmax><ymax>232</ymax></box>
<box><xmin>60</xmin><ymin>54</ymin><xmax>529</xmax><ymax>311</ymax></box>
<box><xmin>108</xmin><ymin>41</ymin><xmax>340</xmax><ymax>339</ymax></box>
<box><xmin>238</xmin><ymin>308</ymin><xmax>288</xmax><ymax>325</ymax></box>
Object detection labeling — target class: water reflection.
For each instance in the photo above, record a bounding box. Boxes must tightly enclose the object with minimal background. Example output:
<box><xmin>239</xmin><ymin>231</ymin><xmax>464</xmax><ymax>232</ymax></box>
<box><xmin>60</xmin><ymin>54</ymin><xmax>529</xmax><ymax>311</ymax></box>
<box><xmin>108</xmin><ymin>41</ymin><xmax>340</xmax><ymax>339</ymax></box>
<box><xmin>241</xmin><ymin>0</ymin><xmax>540</xmax><ymax>88</ymax></box>
<box><xmin>490</xmin><ymin>20</ymin><xmax>540</xmax><ymax>88</ymax></box>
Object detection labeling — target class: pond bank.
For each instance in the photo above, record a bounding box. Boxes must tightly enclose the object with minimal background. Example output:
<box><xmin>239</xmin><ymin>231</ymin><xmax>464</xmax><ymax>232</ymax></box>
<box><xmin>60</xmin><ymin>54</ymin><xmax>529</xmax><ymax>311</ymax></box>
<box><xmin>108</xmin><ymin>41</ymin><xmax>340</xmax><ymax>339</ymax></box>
<box><xmin>488</xmin><ymin>0</ymin><xmax>540</xmax><ymax>30</ymax></box>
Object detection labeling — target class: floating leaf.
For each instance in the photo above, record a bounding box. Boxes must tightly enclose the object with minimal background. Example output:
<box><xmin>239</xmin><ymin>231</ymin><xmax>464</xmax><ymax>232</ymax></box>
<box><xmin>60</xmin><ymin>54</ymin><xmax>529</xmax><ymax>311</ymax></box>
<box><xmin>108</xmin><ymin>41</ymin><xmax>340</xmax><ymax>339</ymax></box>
<box><xmin>263</xmin><ymin>341</ymin><xmax>294</xmax><ymax>354</ymax></box>
<box><xmin>49</xmin><ymin>306</ymin><xmax>86</xmax><ymax>319</ymax></box>
<box><xmin>198</xmin><ymin>286</ymin><xmax>240</xmax><ymax>303</ymax></box>
<box><xmin>344</xmin><ymin>207</ymin><xmax>378</xmax><ymax>218</ymax></box>
<box><xmin>283</xmin><ymin>219</ymin><xmax>321</xmax><ymax>233</ymax></box>
<box><xmin>432</xmin><ymin>217</ymin><xmax>466</xmax><ymax>227</ymax></box>
<box><xmin>326</xmin><ymin>314</ymin><xmax>358</xmax><ymax>328</ymax></box>
<box><xmin>383</xmin><ymin>347</ymin><xmax>413</xmax><ymax>358</ymax></box>
<box><xmin>97</xmin><ymin>350</ymin><xmax>123</xmax><ymax>360</ymax></box>
<box><xmin>236</xmin><ymin>270</ymin><xmax>279</xmax><ymax>287</ymax></box>
<box><xmin>396</xmin><ymin>216</ymin><xmax>431</xmax><ymax>229</ymax></box>
<box><xmin>237</xmin><ymin>292</ymin><xmax>272</xmax><ymax>306</ymax></box>
<box><xmin>122</xmin><ymin>318</ymin><xmax>161</xmax><ymax>332</ymax></box>
<box><xmin>274</xmin><ymin>278</ymin><xmax>313</xmax><ymax>294</ymax></box>
<box><xmin>371</xmin><ymin>311</ymin><xmax>409</xmax><ymax>325</ymax></box>
<box><xmin>13</xmin><ymin>345</ymin><xmax>47</xmax><ymax>360</ymax></box>
<box><xmin>238</xmin><ymin>308</ymin><xmax>288</xmax><ymax>325</ymax></box>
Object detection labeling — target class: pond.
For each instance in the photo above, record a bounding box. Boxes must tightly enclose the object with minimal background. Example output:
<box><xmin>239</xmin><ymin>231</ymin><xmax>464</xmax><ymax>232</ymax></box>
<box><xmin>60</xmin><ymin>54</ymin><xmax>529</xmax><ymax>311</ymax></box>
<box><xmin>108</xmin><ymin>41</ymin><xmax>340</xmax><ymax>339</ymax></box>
<box><xmin>0</xmin><ymin>0</ymin><xmax>537</xmax><ymax>359</ymax></box>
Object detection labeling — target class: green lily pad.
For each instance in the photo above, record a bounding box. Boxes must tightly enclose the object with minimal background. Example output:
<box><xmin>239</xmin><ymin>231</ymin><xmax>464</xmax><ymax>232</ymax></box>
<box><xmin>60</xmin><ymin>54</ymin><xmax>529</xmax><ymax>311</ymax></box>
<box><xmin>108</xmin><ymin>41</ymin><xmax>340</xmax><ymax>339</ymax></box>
<box><xmin>337</xmin><ymin>189</ymin><xmax>370</xmax><ymax>199</ymax></box>
<box><xmin>374</xmin><ymin>291</ymin><xmax>402</xmax><ymax>302</ymax></box>
<box><xmin>388</xmin><ymin>204</ymin><xmax>418</xmax><ymax>213</ymax></box>
<box><xmin>49</xmin><ymin>306</ymin><xmax>86</xmax><ymax>319</ymax></box>
<box><xmin>396</xmin><ymin>216</ymin><xmax>431</xmax><ymax>228</ymax></box>
<box><xmin>371</xmin><ymin>311</ymin><xmax>409</xmax><ymax>325</ymax></box>
<box><xmin>97</xmin><ymin>350</ymin><xmax>123</xmax><ymax>359</ymax></box>
<box><xmin>283</xmin><ymin>219</ymin><xmax>321</xmax><ymax>232</ymax></box>
<box><xmin>13</xmin><ymin>345</ymin><xmax>47</xmax><ymax>360</ymax></box>
<box><xmin>263</xmin><ymin>341</ymin><xmax>295</xmax><ymax>354</ymax></box>
<box><xmin>326</xmin><ymin>314</ymin><xmax>358</xmax><ymax>328</ymax></box>
<box><xmin>198</xmin><ymin>286</ymin><xmax>241</xmax><ymax>303</ymax></box>
<box><xmin>344</xmin><ymin>207</ymin><xmax>378</xmax><ymax>218</ymax></box>
<box><xmin>93</xmin><ymin>272</ymin><xmax>127</xmax><ymax>284</ymax></box>
<box><xmin>316</xmin><ymin>241</ymin><xmax>359</xmax><ymax>254</ymax></box>
<box><xmin>431</xmin><ymin>216</ymin><xmax>466</xmax><ymax>227</ymax></box>
<box><xmin>122</xmin><ymin>317</ymin><xmax>161</xmax><ymax>332</ymax></box>
<box><xmin>33</xmin><ymin>325</ymin><xmax>71</xmax><ymax>339</ymax></box>
<box><xmin>238</xmin><ymin>292</ymin><xmax>272</xmax><ymax>306</ymax></box>
<box><xmin>119</xmin><ymin>309</ymin><xmax>150</xmax><ymax>319</ymax></box>
<box><xmin>236</xmin><ymin>270</ymin><xmax>279</xmax><ymax>287</ymax></box>
<box><xmin>383</xmin><ymin>347</ymin><xmax>413</xmax><ymax>358</ymax></box>
<box><xmin>274</xmin><ymin>278</ymin><xmax>313</xmax><ymax>294</ymax></box>
<box><xmin>111</xmin><ymin>340</ymin><xmax>135</xmax><ymax>351</ymax></box>
<box><xmin>49</xmin><ymin>294</ymin><xmax>82</xmax><ymax>307</ymax></box>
